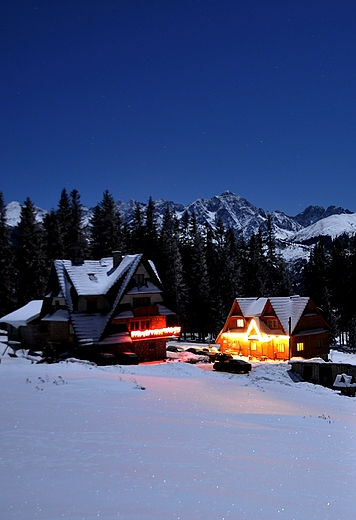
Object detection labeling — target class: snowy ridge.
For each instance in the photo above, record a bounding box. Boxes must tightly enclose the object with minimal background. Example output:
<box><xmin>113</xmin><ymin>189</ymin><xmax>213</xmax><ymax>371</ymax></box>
<box><xmin>292</xmin><ymin>212</ymin><xmax>356</xmax><ymax>243</ymax></box>
<box><xmin>5</xmin><ymin>191</ymin><xmax>356</xmax><ymax>265</ymax></box>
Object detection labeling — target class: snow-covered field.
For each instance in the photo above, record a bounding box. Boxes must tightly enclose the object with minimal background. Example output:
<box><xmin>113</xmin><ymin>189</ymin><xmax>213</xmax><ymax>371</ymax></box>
<box><xmin>0</xmin><ymin>350</ymin><xmax>355</xmax><ymax>520</ymax></box>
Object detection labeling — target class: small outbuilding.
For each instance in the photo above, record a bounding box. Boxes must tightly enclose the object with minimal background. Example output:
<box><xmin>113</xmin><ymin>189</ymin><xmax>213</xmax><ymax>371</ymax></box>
<box><xmin>215</xmin><ymin>296</ymin><xmax>330</xmax><ymax>361</ymax></box>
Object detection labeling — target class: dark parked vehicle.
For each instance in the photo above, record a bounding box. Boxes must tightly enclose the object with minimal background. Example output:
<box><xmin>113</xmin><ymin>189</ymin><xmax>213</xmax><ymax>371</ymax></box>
<box><xmin>185</xmin><ymin>347</ymin><xmax>217</xmax><ymax>362</ymax></box>
<box><xmin>95</xmin><ymin>352</ymin><xmax>117</xmax><ymax>366</ymax></box>
<box><xmin>116</xmin><ymin>352</ymin><xmax>139</xmax><ymax>365</ymax></box>
<box><xmin>166</xmin><ymin>345</ymin><xmax>185</xmax><ymax>352</ymax></box>
<box><xmin>213</xmin><ymin>358</ymin><xmax>252</xmax><ymax>374</ymax></box>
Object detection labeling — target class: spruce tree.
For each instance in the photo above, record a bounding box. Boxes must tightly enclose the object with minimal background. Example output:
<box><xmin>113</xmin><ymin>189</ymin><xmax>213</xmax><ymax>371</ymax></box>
<box><xmin>15</xmin><ymin>197</ymin><xmax>48</xmax><ymax>306</ymax></box>
<box><xmin>90</xmin><ymin>190</ymin><xmax>123</xmax><ymax>259</ymax></box>
<box><xmin>262</xmin><ymin>215</ymin><xmax>291</xmax><ymax>296</ymax></box>
<box><xmin>304</xmin><ymin>237</ymin><xmax>333</xmax><ymax>332</ymax></box>
<box><xmin>43</xmin><ymin>209</ymin><xmax>66</xmax><ymax>263</ymax></box>
<box><xmin>158</xmin><ymin>207</ymin><xmax>188</xmax><ymax>331</ymax></box>
<box><xmin>184</xmin><ymin>212</ymin><xmax>210</xmax><ymax>341</ymax></box>
<box><xmin>205</xmin><ymin>221</ymin><xmax>226</xmax><ymax>336</ymax></box>
<box><xmin>0</xmin><ymin>192</ymin><xmax>15</xmax><ymax>315</ymax></box>
<box><xmin>129</xmin><ymin>202</ymin><xmax>145</xmax><ymax>253</ymax></box>
<box><xmin>67</xmin><ymin>189</ymin><xmax>88</xmax><ymax>263</ymax></box>
<box><xmin>56</xmin><ymin>188</ymin><xmax>72</xmax><ymax>258</ymax></box>
<box><xmin>143</xmin><ymin>196</ymin><xmax>158</xmax><ymax>261</ymax></box>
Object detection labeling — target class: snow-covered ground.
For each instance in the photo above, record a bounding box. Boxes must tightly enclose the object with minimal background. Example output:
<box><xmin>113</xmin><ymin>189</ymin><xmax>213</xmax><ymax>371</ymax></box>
<box><xmin>0</xmin><ymin>348</ymin><xmax>355</xmax><ymax>520</ymax></box>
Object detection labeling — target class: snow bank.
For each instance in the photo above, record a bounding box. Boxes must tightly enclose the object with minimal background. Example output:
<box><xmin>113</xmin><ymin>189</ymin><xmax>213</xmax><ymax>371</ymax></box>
<box><xmin>0</xmin><ymin>355</ymin><xmax>355</xmax><ymax>520</ymax></box>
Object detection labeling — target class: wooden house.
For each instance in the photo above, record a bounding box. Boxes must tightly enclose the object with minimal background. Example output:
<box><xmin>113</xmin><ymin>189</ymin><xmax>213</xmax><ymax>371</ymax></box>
<box><xmin>4</xmin><ymin>253</ymin><xmax>180</xmax><ymax>362</ymax></box>
<box><xmin>215</xmin><ymin>296</ymin><xmax>330</xmax><ymax>361</ymax></box>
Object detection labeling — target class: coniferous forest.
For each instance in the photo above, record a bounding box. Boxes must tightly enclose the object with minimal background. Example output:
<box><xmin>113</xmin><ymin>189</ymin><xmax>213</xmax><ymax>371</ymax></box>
<box><xmin>1</xmin><ymin>189</ymin><xmax>356</xmax><ymax>347</ymax></box>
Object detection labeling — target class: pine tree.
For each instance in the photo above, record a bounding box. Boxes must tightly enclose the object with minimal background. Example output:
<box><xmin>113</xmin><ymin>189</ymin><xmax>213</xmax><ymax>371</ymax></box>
<box><xmin>15</xmin><ymin>197</ymin><xmax>48</xmax><ymax>306</ymax></box>
<box><xmin>56</xmin><ymin>188</ymin><xmax>72</xmax><ymax>258</ymax></box>
<box><xmin>90</xmin><ymin>190</ymin><xmax>123</xmax><ymax>259</ymax></box>
<box><xmin>0</xmin><ymin>192</ymin><xmax>15</xmax><ymax>315</ymax></box>
<box><xmin>67</xmin><ymin>189</ymin><xmax>88</xmax><ymax>263</ymax></box>
<box><xmin>245</xmin><ymin>232</ymin><xmax>264</xmax><ymax>296</ymax></box>
<box><xmin>158</xmin><ymin>207</ymin><xmax>188</xmax><ymax>331</ymax></box>
<box><xmin>330</xmin><ymin>237</ymin><xmax>350</xmax><ymax>342</ymax></box>
<box><xmin>261</xmin><ymin>214</ymin><xmax>291</xmax><ymax>296</ymax></box>
<box><xmin>205</xmin><ymin>221</ymin><xmax>228</xmax><ymax>336</ymax></box>
<box><xmin>304</xmin><ymin>237</ymin><xmax>333</xmax><ymax>332</ymax></box>
<box><xmin>43</xmin><ymin>209</ymin><xmax>66</xmax><ymax>263</ymax></box>
<box><xmin>142</xmin><ymin>196</ymin><xmax>158</xmax><ymax>261</ymax></box>
<box><xmin>129</xmin><ymin>202</ymin><xmax>145</xmax><ymax>253</ymax></box>
<box><xmin>221</xmin><ymin>227</ymin><xmax>243</xmax><ymax>311</ymax></box>
<box><xmin>183</xmin><ymin>212</ymin><xmax>210</xmax><ymax>340</ymax></box>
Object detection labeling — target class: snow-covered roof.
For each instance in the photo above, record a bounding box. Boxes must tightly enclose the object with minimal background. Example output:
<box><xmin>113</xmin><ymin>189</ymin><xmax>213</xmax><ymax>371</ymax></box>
<box><xmin>235</xmin><ymin>296</ymin><xmax>310</xmax><ymax>334</ymax></box>
<box><xmin>126</xmin><ymin>280</ymin><xmax>161</xmax><ymax>295</ymax></box>
<box><xmin>237</xmin><ymin>298</ymin><xmax>268</xmax><ymax>317</ymax></box>
<box><xmin>0</xmin><ymin>300</ymin><xmax>43</xmax><ymax>328</ymax></box>
<box><xmin>55</xmin><ymin>255</ymin><xmax>141</xmax><ymax>297</ymax></box>
<box><xmin>42</xmin><ymin>309</ymin><xmax>70</xmax><ymax>322</ymax></box>
<box><xmin>52</xmin><ymin>254</ymin><xmax>161</xmax><ymax>343</ymax></box>
<box><xmin>268</xmin><ymin>296</ymin><xmax>309</xmax><ymax>334</ymax></box>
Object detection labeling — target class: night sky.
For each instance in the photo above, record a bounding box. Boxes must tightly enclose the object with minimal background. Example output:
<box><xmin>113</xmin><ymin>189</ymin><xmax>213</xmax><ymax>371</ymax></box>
<box><xmin>1</xmin><ymin>1</ymin><xmax>356</xmax><ymax>215</ymax></box>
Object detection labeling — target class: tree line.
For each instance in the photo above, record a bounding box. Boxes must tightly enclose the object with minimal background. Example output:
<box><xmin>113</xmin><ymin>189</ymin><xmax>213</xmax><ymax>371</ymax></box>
<box><xmin>304</xmin><ymin>235</ymin><xmax>356</xmax><ymax>349</ymax></box>
<box><xmin>0</xmin><ymin>188</ymin><xmax>354</xmax><ymax>346</ymax></box>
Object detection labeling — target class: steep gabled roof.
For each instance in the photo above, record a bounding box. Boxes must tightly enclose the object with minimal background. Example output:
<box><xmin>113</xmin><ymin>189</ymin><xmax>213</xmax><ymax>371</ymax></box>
<box><xmin>53</xmin><ymin>254</ymin><xmax>143</xmax><ymax>343</ymax></box>
<box><xmin>234</xmin><ymin>296</ymin><xmax>310</xmax><ymax>334</ymax></box>
<box><xmin>237</xmin><ymin>297</ymin><xmax>268</xmax><ymax>317</ymax></box>
<box><xmin>55</xmin><ymin>254</ymin><xmax>142</xmax><ymax>297</ymax></box>
<box><xmin>268</xmin><ymin>296</ymin><xmax>309</xmax><ymax>334</ymax></box>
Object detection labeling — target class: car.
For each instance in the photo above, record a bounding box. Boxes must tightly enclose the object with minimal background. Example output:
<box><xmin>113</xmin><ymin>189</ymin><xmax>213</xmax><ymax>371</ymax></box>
<box><xmin>115</xmin><ymin>351</ymin><xmax>139</xmax><ymax>365</ymax></box>
<box><xmin>213</xmin><ymin>358</ymin><xmax>252</xmax><ymax>374</ymax></box>
<box><xmin>166</xmin><ymin>345</ymin><xmax>185</xmax><ymax>352</ymax></box>
<box><xmin>185</xmin><ymin>347</ymin><xmax>216</xmax><ymax>362</ymax></box>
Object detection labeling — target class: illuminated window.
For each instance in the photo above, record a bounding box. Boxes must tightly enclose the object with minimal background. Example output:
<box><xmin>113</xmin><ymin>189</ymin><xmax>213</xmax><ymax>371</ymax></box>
<box><xmin>237</xmin><ymin>319</ymin><xmax>244</xmax><ymax>327</ymax></box>
<box><xmin>297</xmin><ymin>342</ymin><xmax>304</xmax><ymax>351</ymax></box>
<box><xmin>251</xmin><ymin>342</ymin><xmax>257</xmax><ymax>351</ymax></box>
<box><xmin>130</xmin><ymin>320</ymin><xmax>150</xmax><ymax>331</ymax></box>
<box><xmin>267</xmin><ymin>319</ymin><xmax>278</xmax><ymax>328</ymax></box>
<box><xmin>277</xmin><ymin>343</ymin><xmax>285</xmax><ymax>352</ymax></box>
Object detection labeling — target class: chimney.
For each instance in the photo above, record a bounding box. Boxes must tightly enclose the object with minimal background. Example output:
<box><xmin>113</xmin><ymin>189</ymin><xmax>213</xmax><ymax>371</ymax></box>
<box><xmin>112</xmin><ymin>251</ymin><xmax>122</xmax><ymax>268</ymax></box>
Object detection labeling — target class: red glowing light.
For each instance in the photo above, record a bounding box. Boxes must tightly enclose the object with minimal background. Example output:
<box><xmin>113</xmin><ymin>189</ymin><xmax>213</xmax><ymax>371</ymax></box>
<box><xmin>130</xmin><ymin>326</ymin><xmax>181</xmax><ymax>339</ymax></box>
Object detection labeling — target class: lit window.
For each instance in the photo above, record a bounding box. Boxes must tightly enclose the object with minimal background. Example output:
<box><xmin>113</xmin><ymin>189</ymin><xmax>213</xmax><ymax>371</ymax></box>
<box><xmin>251</xmin><ymin>342</ymin><xmax>257</xmax><ymax>351</ymax></box>
<box><xmin>297</xmin><ymin>342</ymin><xmax>304</xmax><ymax>351</ymax></box>
<box><xmin>277</xmin><ymin>343</ymin><xmax>285</xmax><ymax>352</ymax></box>
<box><xmin>237</xmin><ymin>319</ymin><xmax>244</xmax><ymax>327</ymax></box>
<box><xmin>267</xmin><ymin>319</ymin><xmax>278</xmax><ymax>328</ymax></box>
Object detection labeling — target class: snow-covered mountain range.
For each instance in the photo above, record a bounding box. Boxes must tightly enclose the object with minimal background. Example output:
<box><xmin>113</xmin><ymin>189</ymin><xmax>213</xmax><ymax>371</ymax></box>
<box><xmin>5</xmin><ymin>191</ymin><xmax>355</xmax><ymax>263</ymax></box>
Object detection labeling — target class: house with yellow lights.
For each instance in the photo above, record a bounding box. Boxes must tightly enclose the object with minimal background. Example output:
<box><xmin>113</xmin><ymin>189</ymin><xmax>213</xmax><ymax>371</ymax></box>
<box><xmin>215</xmin><ymin>296</ymin><xmax>330</xmax><ymax>361</ymax></box>
<box><xmin>28</xmin><ymin>252</ymin><xmax>179</xmax><ymax>361</ymax></box>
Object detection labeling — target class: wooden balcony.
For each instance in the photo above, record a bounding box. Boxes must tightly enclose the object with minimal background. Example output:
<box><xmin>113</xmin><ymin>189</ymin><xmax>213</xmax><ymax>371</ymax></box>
<box><xmin>133</xmin><ymin>306</ymin><xmax>159</xmax><ymax>317</ymax></box>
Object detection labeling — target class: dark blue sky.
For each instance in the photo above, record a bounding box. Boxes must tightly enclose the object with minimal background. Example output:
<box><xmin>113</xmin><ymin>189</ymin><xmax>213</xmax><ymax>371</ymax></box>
<box><xmin>1</xmin><ymin>0</ymin><xmax>356</xmax><ymax>215</ymax></box>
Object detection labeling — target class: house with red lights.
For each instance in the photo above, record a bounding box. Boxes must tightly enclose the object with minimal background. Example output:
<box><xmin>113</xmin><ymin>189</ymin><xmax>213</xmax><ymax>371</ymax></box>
<box><xmin>215</xmin><ymin>296</ymin><xmax>330</xmax><ymax>361</ymax></box>
<box><xmin>36</xmin><ymin>252</ymin><xmax>180</xmax><ymax>361</ymax></box>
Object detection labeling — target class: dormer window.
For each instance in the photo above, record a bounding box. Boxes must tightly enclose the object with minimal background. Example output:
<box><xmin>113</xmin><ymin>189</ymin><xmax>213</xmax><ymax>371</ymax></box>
<box><xmin>237</xmin><ymin>319</ymin><xmax>244</xmax><ymax>327</ymax></box>
<box><xmin>267</xmin><ymin>319</ymin><xmax>278</xmax><ymax>329</ymax></box>
<box><xmin>135</xmin><ymin>274</ymin><xmax>145</xmax><ymax>287</ymax></box>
